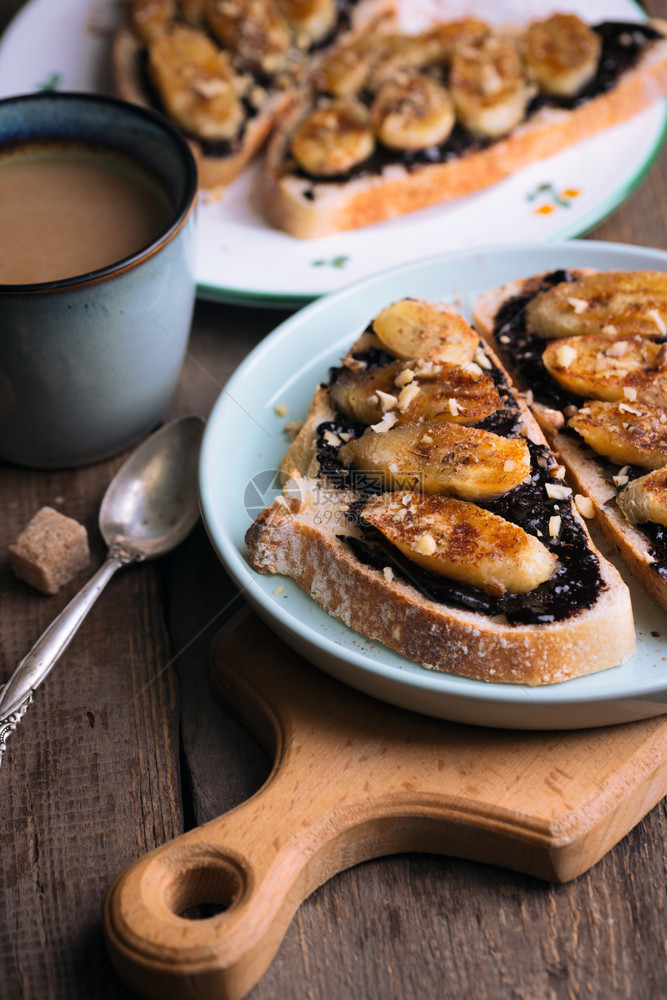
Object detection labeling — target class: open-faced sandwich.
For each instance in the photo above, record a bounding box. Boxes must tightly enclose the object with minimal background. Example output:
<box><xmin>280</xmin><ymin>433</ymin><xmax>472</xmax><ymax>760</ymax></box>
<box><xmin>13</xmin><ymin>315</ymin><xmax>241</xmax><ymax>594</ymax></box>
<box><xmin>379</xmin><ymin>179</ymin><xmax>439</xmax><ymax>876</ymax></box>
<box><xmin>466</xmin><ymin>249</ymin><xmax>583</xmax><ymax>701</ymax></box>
<box><xmin>246</xmin><ymin>297</ymin><xmax>636</xmax><ymax>685</ymax></box>
<box><xmin>474</xmin><ymin>268</ymin><xmax>667</xmax><ymax>613</ymax></box>
<box><xmin>112</xmin><ymin>0</ymin><xmax>398</xmax><ymax>190</ymax></box>
<box><xmin>262</xmin><ymin>12</ymin><xmax>667</xmax><ymax>237</ymax></box>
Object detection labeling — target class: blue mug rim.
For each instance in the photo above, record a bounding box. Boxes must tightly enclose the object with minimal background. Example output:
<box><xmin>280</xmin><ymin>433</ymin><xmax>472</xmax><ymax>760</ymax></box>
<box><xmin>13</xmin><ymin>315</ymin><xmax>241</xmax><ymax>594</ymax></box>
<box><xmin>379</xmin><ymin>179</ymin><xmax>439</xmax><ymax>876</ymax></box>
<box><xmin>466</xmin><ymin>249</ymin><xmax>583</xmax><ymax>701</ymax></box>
<box><xmin>0</xmin><ymin>90</ymin><xmax>199</xmax><ymax>294</ymax></box>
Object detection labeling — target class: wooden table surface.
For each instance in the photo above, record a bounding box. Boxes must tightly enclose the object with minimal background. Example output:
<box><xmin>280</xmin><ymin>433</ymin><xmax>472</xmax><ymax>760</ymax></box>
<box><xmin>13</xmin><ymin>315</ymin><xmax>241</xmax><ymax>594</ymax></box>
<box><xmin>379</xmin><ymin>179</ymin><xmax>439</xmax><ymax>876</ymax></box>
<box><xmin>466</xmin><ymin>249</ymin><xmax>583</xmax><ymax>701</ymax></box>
<box><xmin>2</xmin><ymin>2</ymin><xmax>667</xmax><ymax>997</ymax></box>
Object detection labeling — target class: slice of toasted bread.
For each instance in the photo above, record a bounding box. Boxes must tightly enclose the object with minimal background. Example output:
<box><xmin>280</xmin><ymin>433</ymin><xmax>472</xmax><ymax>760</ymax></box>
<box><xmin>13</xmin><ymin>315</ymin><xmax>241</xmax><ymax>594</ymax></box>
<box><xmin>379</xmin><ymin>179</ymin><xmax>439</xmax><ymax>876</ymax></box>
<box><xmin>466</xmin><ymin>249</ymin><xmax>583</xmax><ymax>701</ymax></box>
<box><xmin>473</xmin><ymin>268</ymin><xmax>667</xmax><ymax>612</ymax></box>
<box><xmin>246</xmin><ymin>298</ymin><xmax>636</xmax><ymax>685</ymax></box>
<box><xmin>261</xmin><ymin>18</ymin><xmax>667</xmax><ymax>238</ymax></box>
<box><xmin>112</xmin><ymin>0</ymin><xmax>398</xmax><ymax>191</ymax></box>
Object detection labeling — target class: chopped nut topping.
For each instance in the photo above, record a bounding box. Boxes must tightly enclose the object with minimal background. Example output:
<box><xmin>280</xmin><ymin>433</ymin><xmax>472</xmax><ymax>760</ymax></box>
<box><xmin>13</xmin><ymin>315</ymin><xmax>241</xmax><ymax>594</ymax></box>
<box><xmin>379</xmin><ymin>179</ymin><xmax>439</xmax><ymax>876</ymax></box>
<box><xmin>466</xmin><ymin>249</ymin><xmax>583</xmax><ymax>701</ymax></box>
<box><xmin>474</xmin><ymin>350</ymin><xmax>492</xmax><ymax>370</ymax></box>
<box><xmin>545</xmin><ymin>482</ymin><xmax>572</xmax><ymax>500</ymax></box>
<box><xmin>371</xmin><ymin>411</ymin><xmax>398</xmax><ymax>433</ymax></box>
<box><xmin>613</xmin><ymin>465</ymin><xmax>630</xmax><ymax>487</ymax></box>
<box><xmin>413</xmin><ymin>532</ymin><xmax>436</xmax><ymax>556</ymax></box>
<box><xmin>575</xmin><ymin>494</ymin><xmax>595</xmax><ymax>518</ymax></box>
<box><xmin>549</xmin><ymin>465</ymin><xmax>566</xmax><ymax>480</ymax></box>
<box><xmin>383</xmin><ymin>565</ymin><xmax>394</xmax><ymax>583</ymax></box>
<box><xmin>605</xmin><ymin>340</ymin><xmax>630</xmax><ymax>358</ymax></box>
<box><xmin>556</xmin><ymin>344</ymin><xmax>577</xmax><ymax>368</ymax></box>
<box><xmin>601</xmin><ymin>325</ymin><xmax>617</xmax><ymax>335</ymax></box>
<box><xmin>499</xmin><ymin>334</ymin><xmax>510</xmax><ymax>344</ymax></box>
<box><xmin>548</xmin><ymin>515</ymin><xmax>562</xmax><ymax>537</ymax></box>
<box><xmin>618</xmin><ymin>402</ymin><xmax>643</xmax><ymax>416</ymax></box>
<box><xmin>274</xmin><ymin>403</ymin><xmax>288</xmax><ymax>416</ymax></box>
<box><xmin>376</xmin><ymin>389</ymin><xmax>397</xmax><ymax>412</ymax></box>
<box><xmin>397</xmin><ymin>383</ymin><xmax>421</xmax><ymax>412</ymax></box>
<box><xmin>503</xmin><ymin>459</ymin><xmax>515</xmax><ymax>472</ymax></box>
<box><xmin>394</xmin><ymin>368</ymin><xmax>415</xmax><ymax>388</ymax></box>
<box><xmin>567</xmin><ymin>296</ymin><xmax>589</xmax><ymax>314</ymax></box>
<box><xmin>273</xmin><ymin>585</ymin><xmax>285</xmax><ymax>595</ymax></box>
<box><xmin>623</xmin><ymin>386</ymin><xmax>638</xmax><ymax>402</ymax></box>
<box><xmin>648</xmin><ymin>308</ymin><xmax>667</xmax><ymax>335</ymax></box>
<box><xmin>323</xmin><ymin>430</ymin><xmax>341</xmax><ymax>447</ymax></box>
<box><xmin>447</xmin><ymin>398</ymin><xmax>462</xmax><ymax>416</ymax></box>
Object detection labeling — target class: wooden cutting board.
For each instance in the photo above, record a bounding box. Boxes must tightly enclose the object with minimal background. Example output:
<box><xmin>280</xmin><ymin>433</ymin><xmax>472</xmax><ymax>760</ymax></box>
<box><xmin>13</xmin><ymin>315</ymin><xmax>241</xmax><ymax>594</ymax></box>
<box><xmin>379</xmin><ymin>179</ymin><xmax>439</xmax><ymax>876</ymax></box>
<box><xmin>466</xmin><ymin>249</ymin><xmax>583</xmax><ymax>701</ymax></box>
<box><xmin>103</xmin><ymin>608</ymin><xmax>667</xmax><ymax>1000</ymax></box>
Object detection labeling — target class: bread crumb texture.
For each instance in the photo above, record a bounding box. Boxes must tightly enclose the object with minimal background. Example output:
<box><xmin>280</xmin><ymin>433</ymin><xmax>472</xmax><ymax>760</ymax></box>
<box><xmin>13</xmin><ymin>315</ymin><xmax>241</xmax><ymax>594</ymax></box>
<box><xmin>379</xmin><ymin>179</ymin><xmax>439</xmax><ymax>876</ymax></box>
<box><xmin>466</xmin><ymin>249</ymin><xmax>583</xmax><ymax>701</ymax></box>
<box><xmin>8</xmin><ymin>506</ymin><xmax>90</xmax><ymax>595</ymax></box>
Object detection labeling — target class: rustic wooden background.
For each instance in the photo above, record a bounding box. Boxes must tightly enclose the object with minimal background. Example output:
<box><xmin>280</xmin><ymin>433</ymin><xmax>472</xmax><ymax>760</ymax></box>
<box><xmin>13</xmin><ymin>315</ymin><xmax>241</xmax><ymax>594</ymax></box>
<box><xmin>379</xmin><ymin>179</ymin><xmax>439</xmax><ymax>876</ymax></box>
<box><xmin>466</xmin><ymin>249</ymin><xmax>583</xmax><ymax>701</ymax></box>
<box><xmin>1</xmin><ymin>1</ymin><xmax>667</xmax><ymax>997</ymax></box>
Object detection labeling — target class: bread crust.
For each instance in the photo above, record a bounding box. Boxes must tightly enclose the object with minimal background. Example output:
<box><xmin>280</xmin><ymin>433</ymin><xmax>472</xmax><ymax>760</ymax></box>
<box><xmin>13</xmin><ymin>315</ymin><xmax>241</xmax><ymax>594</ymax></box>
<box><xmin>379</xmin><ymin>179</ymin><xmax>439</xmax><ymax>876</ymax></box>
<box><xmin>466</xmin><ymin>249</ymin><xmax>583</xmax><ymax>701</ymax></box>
<box><xmin>262</xmin><ymin>24</ymin><xmax>667</xmax><ymax>238</ymax></box>
<box><xmin>246</xmin><ymin>311</ymin><xmax>636</xmax><ymax>685</ymax></box>
<box><xmin>473</xmin><ymin>270</ymin><xmax>667</xmax><ymax>613</ymax></box>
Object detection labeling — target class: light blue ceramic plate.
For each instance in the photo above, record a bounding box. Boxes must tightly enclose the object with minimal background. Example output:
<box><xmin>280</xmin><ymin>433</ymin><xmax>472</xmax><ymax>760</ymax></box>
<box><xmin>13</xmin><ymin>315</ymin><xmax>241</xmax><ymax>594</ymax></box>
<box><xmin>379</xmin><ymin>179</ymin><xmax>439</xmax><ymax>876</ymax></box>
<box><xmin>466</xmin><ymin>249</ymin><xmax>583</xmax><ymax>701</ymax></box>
<box><xmin>0</xmin><ymin>0</ymin><xmax>665</xmax><ymax>307</ymax></box>
<box><xmin>200</xmin><ymin>242</ymin><xmax>667</xmax><ymax>729</ymax></box>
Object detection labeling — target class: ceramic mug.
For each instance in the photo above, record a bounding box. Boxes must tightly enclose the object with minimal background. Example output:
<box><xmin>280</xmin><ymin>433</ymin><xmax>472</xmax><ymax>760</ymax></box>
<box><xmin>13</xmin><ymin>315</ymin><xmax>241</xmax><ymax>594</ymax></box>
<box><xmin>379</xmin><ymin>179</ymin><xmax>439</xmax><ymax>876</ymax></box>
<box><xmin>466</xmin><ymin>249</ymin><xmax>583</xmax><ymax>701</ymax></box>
<box><xmin>0</xmin><ymin>91</ymin><xmax>198</xmax><ymax>468</ymax></box>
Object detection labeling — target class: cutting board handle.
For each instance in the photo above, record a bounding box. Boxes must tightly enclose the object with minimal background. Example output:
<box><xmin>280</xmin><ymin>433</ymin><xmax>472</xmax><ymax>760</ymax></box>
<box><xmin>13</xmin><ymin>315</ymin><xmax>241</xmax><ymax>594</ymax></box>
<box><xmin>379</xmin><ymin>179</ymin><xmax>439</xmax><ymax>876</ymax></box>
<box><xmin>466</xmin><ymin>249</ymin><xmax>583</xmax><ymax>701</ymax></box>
<box><xmin>103</xmin><ymin>704</ymin><xmax>444</xmax><ymax>1000</ymax></box>
<box><xmin>103</xmin><ymin>612</ymin><xmax>667</xmax><ymax>1000</ymax></box>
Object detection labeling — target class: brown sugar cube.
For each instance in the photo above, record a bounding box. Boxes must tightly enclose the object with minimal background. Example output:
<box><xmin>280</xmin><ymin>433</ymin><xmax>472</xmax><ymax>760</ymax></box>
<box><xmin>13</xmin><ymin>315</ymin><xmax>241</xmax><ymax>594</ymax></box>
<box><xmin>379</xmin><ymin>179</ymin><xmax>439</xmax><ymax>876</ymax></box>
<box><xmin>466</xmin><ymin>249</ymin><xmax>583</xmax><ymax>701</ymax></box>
<box><xmin>8</xmin><ymin>506</ymin><xmax>90</xmax><ymax>595</ymax></box>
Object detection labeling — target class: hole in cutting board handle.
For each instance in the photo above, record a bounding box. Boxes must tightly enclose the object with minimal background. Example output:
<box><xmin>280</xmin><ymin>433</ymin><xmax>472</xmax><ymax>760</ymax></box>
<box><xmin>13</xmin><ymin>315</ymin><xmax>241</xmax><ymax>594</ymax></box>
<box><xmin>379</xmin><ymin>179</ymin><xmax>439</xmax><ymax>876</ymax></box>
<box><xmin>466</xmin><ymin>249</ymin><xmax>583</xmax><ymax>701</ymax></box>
<box><xmin>157</xmin><ymin>846</ymin><xmax>247</xmax><ymax>921</ymax></box>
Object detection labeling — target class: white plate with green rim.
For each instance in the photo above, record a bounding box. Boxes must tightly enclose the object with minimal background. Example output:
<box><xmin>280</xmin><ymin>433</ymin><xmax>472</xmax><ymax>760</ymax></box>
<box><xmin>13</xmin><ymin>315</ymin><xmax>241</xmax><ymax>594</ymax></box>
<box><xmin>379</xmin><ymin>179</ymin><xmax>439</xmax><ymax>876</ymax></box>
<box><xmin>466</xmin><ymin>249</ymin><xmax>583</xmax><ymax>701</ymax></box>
<box><xmin>199</xmin><ymin>241</ymin><xmax>667</xmax><ymax>730</ymax></box>
<box><xmin>0</xmin><ymin>0</ymin><xmax>665</xmax><ymax>307</ymax></box>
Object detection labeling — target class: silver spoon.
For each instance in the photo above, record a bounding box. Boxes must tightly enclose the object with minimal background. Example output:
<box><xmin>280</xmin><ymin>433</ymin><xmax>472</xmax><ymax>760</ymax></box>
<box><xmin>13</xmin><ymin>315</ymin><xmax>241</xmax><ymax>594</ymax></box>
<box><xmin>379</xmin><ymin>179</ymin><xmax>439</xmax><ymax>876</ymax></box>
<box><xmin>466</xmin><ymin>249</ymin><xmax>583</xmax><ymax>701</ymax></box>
<box><xmin>0</xmin><ymin>415</ymin><xmax>205</xmax><ymax>765</ymax></box>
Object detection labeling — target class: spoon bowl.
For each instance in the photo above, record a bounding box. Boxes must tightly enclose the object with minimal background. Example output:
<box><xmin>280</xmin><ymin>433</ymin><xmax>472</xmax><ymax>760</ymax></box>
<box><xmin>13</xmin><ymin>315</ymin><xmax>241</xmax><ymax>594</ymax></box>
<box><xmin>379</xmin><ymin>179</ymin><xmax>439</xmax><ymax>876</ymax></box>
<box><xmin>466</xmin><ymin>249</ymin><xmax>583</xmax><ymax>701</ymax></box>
<box><xmin>100</xmin><ymin>416</ymin><xmax>203</xmax><ymax>559</ymax></box>
<box><xmin>0</xmin><ymin>415</ymin><xmax>205</xmax><ymax>760</ymax></box>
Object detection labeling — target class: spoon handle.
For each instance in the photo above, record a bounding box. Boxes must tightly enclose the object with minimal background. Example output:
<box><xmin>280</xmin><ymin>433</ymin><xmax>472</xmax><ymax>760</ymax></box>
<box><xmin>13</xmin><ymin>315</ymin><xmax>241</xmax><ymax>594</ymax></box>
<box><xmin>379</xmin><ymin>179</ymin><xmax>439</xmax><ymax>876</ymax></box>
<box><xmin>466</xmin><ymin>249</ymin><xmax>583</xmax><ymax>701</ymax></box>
<box><xmin>0</xmin><ymin>555</ymin><xmax>126</xmax><ymax>764</ymax></box>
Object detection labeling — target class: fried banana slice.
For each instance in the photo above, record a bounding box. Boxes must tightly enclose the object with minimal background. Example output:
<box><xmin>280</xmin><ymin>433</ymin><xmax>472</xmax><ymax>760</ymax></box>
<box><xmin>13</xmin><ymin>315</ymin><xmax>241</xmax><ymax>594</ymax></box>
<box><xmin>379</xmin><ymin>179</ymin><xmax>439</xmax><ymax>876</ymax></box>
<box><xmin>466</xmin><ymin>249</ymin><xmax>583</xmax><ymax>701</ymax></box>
<box><xmin>542</xmin><ymin>334</ymin><xmax>667</xmax><ymax>405</ymax></box>
<box><xmin>276</xmin><ymin>0</ymin><xmax>336</xmax><ymax>46</ymax></box>
<box><xmin>617</xmin><ymin>468</ymin><xmax>667</xmax><ymax>526</ymax></box>
<box><xmin>371</xmin><ymin>73</ymin><xmax>455</xmax><ymax>151</ymax></box>
<box><xmin>360</xmin><ymin>491</ymin><xmax>557</xmax><ymax>595</ymax></box>
<box><xmin>148</xmin><ymin>24</ymin><xmax>246</xmax><ymax>140</ymax></box>
<box><xmin>450</xmin><ymin>34</ymin><xmax>531</xmax><ymax>138</ymax></box>
<box><xmin>204</xmin><ymin>0</ymin><xmax>292</xmax><ymax>75</ymax></box>
<box><xmin>526</xmin><ymin>271</ymin><xmax>667</xmax><ymax>340</ymax></box>
<box><xmin>331</xmin><ymin>359</ymin><xmax>502</xmax><ymax>426</ymax></box>
<box><xmin>372</xmin><ymin>298</ymin><xmax>479</xmax><ymax>365</ymax></box>
<box><xmin>289</xmin><ymin>98</ymin><xmax>375</xmax><ymax>176</ymax></box>
<box><xmin>568</xmin><ymin>400</ymin><xmax>667</xmax><ymax>469</ymax></box>
<box><xmin>338</xmin><ymin>422</ymin><xmax>530</xmax><ymax>501</ymax></box>
<box><xmin>369</xmin><ymin>19</ymin><xmax>489</xmax><ymax>84</ymax></box>
<box><xmin>520</xmin><ymin>13</ymin><xmax>601</xmax><ymax>98</ymax></box>
<box><xmin>313</xmin><ymin>33</ymin><xmax>398</xmax><ymax>96</ymax></box>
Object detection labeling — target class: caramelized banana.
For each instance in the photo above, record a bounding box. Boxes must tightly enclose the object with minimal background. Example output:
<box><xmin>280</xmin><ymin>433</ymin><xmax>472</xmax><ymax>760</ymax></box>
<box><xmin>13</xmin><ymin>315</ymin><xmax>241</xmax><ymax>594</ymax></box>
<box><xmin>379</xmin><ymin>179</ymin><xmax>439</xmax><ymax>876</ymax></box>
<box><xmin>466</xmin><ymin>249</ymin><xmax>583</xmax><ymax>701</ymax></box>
<box><xmin>568</xmin><ymin>400</ymin><xmax>667</xmax><ymax>469</ymax></box>
<box><xmin>313</xmin><ymin>34</ymin><xmax>397</xmax><ymax>96</ymax></box>
<box><xmin>372</xmin><ymin>298</ymin><xmax>479</xmax><ymax>365</ymax></box>
<box><xmin>360</xmin><ymin>492</ymin><xmax>557</xmax><ymax>595</ymax></box>
<box><xmin>542</xmin><ymin>334</ymin><xmax>667</xmax><ymax>405</ymax></box>
<box><xmin>289</xmin><ymin>99</ymin><xmax>375</xmax><ymax>176</ymax></box>
<box><xmin>338</xmin><ymin>422</ymin><xmax>530</xmax><ymax>501</ymax></box>
<box><xmin>371</xmin><ymin>73</ymin><xmax>455</xmax><ymax>152</ymax></box>
<box><xmin>617</xmin><ymin>468</ymin><xmax>667</xmax><ymax>526</ymax></box>
<box><xmin>204</xmin><ymin>0</ymin><xmax>292</xmax><ymax>75</ymax></box>
<box><xmin>331</xmin><ymin>360</ymin><xmax>501</xmax><ymax>426</ymax></box>
<box><xmin>526</xmin><ymin>271</ymin><xmax>667</xmax><ymax>339</ymax></box>
<box><xmin>521</xmin><ymin>13</ymin><xmax>601</xmax><ymax>98</ymax></box>
<box><xmin>369</xmin><ymin>19</ymin><xmax>489</xmax><ymax>84</ymax></box>
<box><xmin>148</xmin><ymin>25</ymin><xmax>246</xmax><ymax>140</ymax></box>
<box><xmin>131</xmin><ymin>0</ymin><xmax>176</xmax><ymax>43</ymax></box>
<box><xmin>450</xmin><ymin>34</ymin><xmax>530</xmax><ymax>138</ymax></box>
<box><xmin>275</xmin><ymin>0</ymin><xmax>336</xmax><ymax>45</ymax></box>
